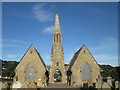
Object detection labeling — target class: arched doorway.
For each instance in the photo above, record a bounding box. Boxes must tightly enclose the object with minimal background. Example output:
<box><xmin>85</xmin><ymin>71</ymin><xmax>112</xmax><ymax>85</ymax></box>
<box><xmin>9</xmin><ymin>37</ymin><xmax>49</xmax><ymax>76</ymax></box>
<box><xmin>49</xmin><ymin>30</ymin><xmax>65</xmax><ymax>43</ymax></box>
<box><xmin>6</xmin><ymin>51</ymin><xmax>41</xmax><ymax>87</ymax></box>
<box><xmin>54</xmin><ymin>69</ymin><xmax>62</xmax><ymax>82</ymax></box>
<box><xmin>81</xmin><ymin>64</ymin><xmax>91</xmax><ymax>81</ymax></box>
<box><xmin>67</xmin><ymin>71</ymin><xmax>72</xmax><ymax>85</ymax></box>
<box><xmin>25</xmin><ymin>63</ymin><xmax>36</xmax><ymax>81</ymax></box>
<box><xmin>45</xmin><ymin>71</ymin><xmax>49</xmax><ymax>85</ymax></box>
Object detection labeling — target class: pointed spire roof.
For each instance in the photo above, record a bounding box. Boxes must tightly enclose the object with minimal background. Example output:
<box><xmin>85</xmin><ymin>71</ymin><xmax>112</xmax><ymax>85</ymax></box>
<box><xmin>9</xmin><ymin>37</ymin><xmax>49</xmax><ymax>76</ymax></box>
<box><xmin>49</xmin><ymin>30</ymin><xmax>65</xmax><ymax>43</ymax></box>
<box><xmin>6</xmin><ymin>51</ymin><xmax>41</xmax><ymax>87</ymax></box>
<box><xmin>54</xmin><ymin>11</ymin><xmax>61</xmax><ymax>34</ymax></box>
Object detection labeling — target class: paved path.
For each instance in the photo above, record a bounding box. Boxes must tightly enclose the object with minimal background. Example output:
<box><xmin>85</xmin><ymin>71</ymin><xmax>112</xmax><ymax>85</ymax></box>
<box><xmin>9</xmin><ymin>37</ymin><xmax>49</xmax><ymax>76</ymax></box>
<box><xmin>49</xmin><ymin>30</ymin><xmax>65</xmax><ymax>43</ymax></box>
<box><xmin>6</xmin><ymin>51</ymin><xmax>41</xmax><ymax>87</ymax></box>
<box><xmin>47</xmin><ymin>83</ymin><xmax>79</xmax><ymax>88</ymax></box>
<box><xmin>37</xmin><ymin>83</ymin><xmax>81</xmax><ymax>89</ymax></box>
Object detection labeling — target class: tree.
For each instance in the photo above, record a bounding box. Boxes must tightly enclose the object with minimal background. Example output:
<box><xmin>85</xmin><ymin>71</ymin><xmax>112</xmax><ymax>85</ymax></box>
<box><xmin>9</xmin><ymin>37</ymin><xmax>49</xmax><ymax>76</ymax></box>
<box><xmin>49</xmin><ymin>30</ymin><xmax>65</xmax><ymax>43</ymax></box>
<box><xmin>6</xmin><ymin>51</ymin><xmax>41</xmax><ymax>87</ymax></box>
<box><xmin>99</xmin><ymin>64</ymin><xmax>118</xmax><ymax>80</ymax></box>
<box><xmin>2</xmin><ymin>60</ymin><xmax>19</xmax><ymax>78</ymax></box>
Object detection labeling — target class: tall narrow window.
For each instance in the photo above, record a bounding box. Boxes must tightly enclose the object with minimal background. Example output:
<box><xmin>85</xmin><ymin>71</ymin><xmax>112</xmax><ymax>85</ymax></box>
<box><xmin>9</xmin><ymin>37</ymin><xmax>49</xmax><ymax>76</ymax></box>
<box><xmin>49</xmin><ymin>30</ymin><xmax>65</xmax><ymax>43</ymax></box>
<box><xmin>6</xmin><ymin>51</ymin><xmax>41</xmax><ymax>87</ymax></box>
<box><xmin>30</xmin><ymin>51</ymin><xmax>32</xmax><ymax>54</ymax></box>
<box><xmin>57</xmin><ymin>62</ymin><xmax>59</xmax><ymax>66</ymax></box>
<box><xmin>84</xmin><ymin>50</ymin><xmax>86</xmax><ymax>55</ymax></box>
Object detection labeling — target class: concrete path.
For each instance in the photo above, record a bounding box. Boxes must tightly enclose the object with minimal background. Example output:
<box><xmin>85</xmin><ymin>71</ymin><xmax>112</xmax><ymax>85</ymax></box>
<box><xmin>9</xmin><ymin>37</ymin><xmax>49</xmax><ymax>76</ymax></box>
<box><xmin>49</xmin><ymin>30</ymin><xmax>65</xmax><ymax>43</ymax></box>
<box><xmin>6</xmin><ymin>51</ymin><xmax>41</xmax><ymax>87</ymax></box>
<box><xmin>37</xmin><ymin>83</ymin><xmax>81</xmax><ymax>90</ymax></box>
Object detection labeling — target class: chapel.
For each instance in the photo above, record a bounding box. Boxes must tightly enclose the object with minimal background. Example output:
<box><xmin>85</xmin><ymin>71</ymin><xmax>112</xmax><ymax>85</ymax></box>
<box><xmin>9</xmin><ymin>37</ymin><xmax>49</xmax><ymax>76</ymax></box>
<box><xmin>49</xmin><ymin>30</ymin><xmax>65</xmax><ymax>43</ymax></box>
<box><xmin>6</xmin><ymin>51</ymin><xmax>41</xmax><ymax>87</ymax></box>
<box><xmin>13</xmin><ymin>12</ymin><xmax>101</xmax><ymax>87</ymax></box>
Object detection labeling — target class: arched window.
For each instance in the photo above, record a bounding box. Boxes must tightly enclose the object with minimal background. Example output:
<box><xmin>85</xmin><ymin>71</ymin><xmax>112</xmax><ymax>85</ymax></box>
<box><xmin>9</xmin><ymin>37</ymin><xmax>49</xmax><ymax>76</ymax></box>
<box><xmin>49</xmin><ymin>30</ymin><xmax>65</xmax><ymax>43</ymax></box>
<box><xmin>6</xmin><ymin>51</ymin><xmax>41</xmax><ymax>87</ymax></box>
<box><xmin>81</xmin><ymin>64</ymin><xmax>91</xmax><ymax>80</ymax></box>
<box><xmin>25</xmin><ymin>63</ymin><xmax>36</xmax><ymax>81</ymax></box>
<box><xmin>56</xmin><ymin>62</ymin><xmax>59</xmax><ymax>66</ymax></box>
<box><xmin>30</xmin><ymin>51</ymin><xmax>32</xmax><ymax>54</ymax></box>
<box><xmin>84</xmin><ymin>50</ymin><xmax>86</xmax><ymax>55</ymax></box>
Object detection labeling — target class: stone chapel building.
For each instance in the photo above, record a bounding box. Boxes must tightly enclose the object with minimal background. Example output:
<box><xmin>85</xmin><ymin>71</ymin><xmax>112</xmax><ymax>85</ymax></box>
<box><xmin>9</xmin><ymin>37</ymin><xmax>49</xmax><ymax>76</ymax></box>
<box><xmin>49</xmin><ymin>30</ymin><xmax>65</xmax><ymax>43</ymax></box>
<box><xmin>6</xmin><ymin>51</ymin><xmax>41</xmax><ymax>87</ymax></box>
<box><xmin>13</xmin><ymin>12</ymin><xmax>101</xmax><ymax>87</ymax></box>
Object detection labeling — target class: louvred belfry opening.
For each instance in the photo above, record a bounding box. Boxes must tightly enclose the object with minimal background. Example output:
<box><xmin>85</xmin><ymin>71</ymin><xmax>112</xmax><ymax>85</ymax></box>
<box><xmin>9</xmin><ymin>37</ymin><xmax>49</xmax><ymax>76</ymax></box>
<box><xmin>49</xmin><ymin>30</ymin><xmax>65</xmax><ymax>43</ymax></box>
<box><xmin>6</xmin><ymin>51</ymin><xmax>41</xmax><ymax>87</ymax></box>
<box><xmin>53</xmin><ymin>33</ymin><xmax>62</xmax><ymax>43</ymax></box>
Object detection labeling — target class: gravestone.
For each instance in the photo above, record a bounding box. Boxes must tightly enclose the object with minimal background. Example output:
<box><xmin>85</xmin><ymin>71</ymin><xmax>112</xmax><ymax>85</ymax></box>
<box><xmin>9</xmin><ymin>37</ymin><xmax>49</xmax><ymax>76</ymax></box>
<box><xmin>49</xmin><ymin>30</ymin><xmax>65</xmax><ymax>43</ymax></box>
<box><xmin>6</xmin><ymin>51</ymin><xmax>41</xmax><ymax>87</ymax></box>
<box><xmin>21</xmin><ymin>84</ymin><xmax>28</xmax><ymax>88</ymax></box>
<box><xmin>12</xmin><ymin>81</ymin><xmax>22</xmax><ymax>88</ymax></box>
<box><xmin>20</xmin><ymin>82</ymin><xmax>29</xmax><ymax>88</ymax></box>
<box><xmin>115</xmin><ymin>81</ymin><xmax>119</xmax><ymax>89</ymax></box>
<box><xmin>96</xmin><ymin>79</ymin><xmax>103</xmax><ymax>89</ymax></box>
<box><xmin>27</xmin><ymin>82</ymin><xmax>37</xmax><ymax>88</ymax></box>
<box><xmin>102</xmin><ymin>82</ymin><xmax>111</xmax><ymax>90</ymax></box>
<box><xmin>107</xmin><ymin>77</ymin><xmax>112</xmax><ymax>86</ymax></box>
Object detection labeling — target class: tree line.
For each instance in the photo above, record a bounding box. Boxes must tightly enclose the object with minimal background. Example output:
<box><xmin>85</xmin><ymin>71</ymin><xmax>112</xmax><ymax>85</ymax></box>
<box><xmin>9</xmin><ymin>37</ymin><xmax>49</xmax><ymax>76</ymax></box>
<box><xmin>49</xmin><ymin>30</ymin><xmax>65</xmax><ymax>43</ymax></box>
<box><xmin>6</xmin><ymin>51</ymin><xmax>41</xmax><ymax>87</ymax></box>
<box><xmin>0</xmin><ymin>59</ymin><xmax>120</xmax><ymax>81</ymax></box>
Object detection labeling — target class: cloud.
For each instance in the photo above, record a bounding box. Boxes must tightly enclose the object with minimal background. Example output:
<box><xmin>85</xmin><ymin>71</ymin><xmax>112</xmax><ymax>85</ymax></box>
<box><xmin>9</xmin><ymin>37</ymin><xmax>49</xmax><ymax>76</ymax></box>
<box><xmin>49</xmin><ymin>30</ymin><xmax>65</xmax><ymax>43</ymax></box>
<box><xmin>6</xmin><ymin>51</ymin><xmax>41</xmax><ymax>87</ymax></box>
<box><xmin>32</xmin><ymin>3</ymin><xmax>54</xmax><ymax>22</ymax></box>
<box><xmin>65</xmin><ymin>53</ymin><xmax>73</xmax><ymax>62</ymax></box>
<box><xmin>42</xmin><ymin>25</ymin><xmax>54</xmax><ymax>34</ymax></box>
<box><xmin>90</xmin><ymin>37</ymin><xmax>118</xmax><ymax>51</ymax></box>
<box><xmin>2</xmin><ymin>39</ymin><xmax>29</xmax><ymax>48</ymax></box>
<box><xmin>46</xmin><ymin>55</ymin><xmax>51</xmax><ymax>60</ymax></box>
<box><xmin>5</xmin><ymin>54</ymin><xmax>18</xmax><ymax>59</ymax></box>
<box><xmin>94</xmin><ymin>54</ymin><xmax>118</xmax><ymax>66</ymax></box>
<box><xmin>3</xmin><ymin>39</ymin><xmax>28</xmax><ymax>44</ymax></box>
<box><xmin>64</xmin><ymin>46</ymin><xmax>82</xmax><ymax>64</ymax></box>
<box><xmin>89</xmin><ymin>36</ymin><xmax>118</xmax><ymax>66</ymax></box>
<box><xmin>42</xmin><ymin>53</ymin><xmax>51</xmax><ymax>65</ymax></box>
<box><xmin>65</xmin><ymin>51</ymin><xmax>75</xmax><ymax>64</ymax></box>
<box><xmin>94</xmin><ymin>54</ymin><xmax>118</xmax><ymax>61</ymax></box>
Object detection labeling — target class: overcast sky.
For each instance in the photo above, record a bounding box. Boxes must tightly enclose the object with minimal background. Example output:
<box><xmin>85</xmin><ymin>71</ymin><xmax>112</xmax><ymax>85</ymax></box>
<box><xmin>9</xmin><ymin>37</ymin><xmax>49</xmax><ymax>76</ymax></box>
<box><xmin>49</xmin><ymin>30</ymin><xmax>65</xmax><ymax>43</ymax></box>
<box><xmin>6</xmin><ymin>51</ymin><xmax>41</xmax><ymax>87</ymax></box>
<box><xmin>2</xmin><ymin>2</ymin><xmax>118</xmax><ymax>66</ymax></box>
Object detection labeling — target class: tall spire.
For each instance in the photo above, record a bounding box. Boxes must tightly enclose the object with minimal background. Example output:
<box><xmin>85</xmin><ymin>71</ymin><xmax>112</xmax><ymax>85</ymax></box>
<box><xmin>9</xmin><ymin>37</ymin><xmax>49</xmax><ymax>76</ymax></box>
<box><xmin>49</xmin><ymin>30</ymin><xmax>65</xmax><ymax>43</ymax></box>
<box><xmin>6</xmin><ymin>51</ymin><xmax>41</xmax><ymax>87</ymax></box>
<box><xmin>54</xmin><ymin>11</ymin><xmax>61</xmax><ymax>34</ymax></box>
<box><xmin>50</xmin><ymin>11</ymin><xmax>67</xmax><ymax>84</ymax></box>
<box><xmin>53</xmin><ymin>12</ymin><xmax>62</xmax><ymax>43</ymax></box>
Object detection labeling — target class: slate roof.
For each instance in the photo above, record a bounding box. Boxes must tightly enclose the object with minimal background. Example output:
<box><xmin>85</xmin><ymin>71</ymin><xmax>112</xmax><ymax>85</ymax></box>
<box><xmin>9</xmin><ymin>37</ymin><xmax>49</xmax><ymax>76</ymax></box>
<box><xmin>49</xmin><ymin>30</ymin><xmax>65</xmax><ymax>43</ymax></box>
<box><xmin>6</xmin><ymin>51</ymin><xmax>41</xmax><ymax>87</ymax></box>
<box><xmin>35</xmin><ymin>48</ymin><xmax>47</xmax><ymax>69</ymax></box>
<box><xmin>68</xmin><ymin>47</ymin><xmax>82</xmax><ymax>71</ymax></box>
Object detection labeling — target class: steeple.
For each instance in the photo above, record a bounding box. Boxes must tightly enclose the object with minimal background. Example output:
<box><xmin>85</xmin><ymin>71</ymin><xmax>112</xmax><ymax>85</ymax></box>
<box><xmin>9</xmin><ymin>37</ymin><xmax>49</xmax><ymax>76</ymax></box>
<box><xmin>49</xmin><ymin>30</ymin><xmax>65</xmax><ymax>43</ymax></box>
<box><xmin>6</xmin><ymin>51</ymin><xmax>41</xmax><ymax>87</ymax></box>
<box><xmin>54</xmin><ymin>11</ymin><xmax>61</xmax><ymax>34</ymax></box>
<box><xmin>49</xmin><ymin>12</ymin><xmax>67</xmax><ymax>84</ymax></box>
<box><xmin>53</xmin><ymin>12</ymin><xmax>62</xmax><ymax>43</ymax></box>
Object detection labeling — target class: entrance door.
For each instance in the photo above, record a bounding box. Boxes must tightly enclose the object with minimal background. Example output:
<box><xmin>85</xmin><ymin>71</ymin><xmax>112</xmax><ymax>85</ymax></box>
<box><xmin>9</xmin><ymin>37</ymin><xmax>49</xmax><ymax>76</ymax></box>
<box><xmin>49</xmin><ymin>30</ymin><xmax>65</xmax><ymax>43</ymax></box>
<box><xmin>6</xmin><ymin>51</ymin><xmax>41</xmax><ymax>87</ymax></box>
<box><xmin>54</xmin><ymin>69</ymin><xmax>62</xmax><ymax>82</ymax></box>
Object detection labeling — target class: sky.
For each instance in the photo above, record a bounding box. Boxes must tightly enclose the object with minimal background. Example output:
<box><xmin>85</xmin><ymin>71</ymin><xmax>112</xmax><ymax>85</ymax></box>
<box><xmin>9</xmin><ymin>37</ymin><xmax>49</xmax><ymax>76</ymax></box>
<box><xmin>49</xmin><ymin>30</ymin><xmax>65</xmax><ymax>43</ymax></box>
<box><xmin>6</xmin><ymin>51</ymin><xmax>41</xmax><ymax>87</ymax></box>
<box><xmin>2</xmin><ymin>2</ymin><xmax>118</xmax><ymax>66</ymax></box>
